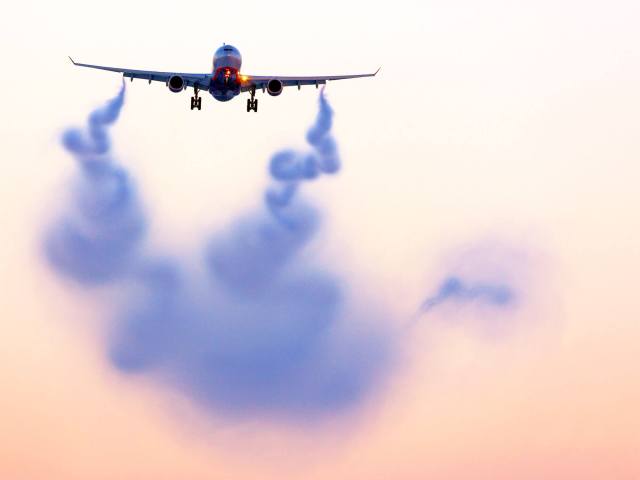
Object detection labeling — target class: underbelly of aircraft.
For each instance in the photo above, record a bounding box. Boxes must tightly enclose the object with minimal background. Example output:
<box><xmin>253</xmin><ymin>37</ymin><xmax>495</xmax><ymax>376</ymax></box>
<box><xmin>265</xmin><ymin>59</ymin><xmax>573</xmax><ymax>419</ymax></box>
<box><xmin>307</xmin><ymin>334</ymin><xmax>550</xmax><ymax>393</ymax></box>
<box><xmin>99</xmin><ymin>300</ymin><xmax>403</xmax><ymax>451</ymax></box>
<box><xmin>209</xmin><ymin>88</ymin><xmax>239</xmax><ymax>102</ymax></box>
<box><xmin>209</xmin><ymin>71</ymin><xmax>241</xmax><ymax>102</ymax></box>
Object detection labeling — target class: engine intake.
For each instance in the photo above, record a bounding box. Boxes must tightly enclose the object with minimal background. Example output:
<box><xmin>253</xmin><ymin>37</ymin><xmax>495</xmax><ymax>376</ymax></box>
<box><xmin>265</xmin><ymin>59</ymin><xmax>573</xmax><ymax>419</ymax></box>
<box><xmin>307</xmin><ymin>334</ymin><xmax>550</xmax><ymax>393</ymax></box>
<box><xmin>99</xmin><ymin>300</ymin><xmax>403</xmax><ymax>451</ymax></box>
<box><xmin>267</xmin><ymin>78</ymin><xmax>284</xmax><ymax>96</ymax></box>
<box><xmin>168</xmin><ymin>75</ymin><xmax>185</xmax><ymax>93</ymax></box>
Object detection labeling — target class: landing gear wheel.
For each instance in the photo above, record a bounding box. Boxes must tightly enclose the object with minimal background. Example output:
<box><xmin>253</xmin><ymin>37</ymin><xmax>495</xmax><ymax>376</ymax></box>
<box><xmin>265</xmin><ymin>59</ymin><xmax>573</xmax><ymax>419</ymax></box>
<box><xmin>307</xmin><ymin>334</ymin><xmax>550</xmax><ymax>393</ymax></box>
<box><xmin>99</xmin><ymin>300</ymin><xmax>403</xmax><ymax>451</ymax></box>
<box><xmin>190</xmin><ymin>86</ymin><xmax>202</xmax><ymax>110</ymax></box>
<box><xmin>246</xmin><ymin>98</ymin><xmax>258</xmax><ymax>112</ymax></box>
<box><xmin>246</xmin><ymin>86</ymin><xmax>258</xmax><ymax>112</ymax></box>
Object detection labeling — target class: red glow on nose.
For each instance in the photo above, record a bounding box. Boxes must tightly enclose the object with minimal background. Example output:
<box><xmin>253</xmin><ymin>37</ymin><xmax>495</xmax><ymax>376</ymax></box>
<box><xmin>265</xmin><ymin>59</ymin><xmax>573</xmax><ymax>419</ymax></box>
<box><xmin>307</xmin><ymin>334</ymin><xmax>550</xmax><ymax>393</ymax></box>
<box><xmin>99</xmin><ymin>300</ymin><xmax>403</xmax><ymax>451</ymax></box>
<box><xmin>214</xmin><ymin>67</ymin><xmax>240</xmax><ymax>86</ymax></box>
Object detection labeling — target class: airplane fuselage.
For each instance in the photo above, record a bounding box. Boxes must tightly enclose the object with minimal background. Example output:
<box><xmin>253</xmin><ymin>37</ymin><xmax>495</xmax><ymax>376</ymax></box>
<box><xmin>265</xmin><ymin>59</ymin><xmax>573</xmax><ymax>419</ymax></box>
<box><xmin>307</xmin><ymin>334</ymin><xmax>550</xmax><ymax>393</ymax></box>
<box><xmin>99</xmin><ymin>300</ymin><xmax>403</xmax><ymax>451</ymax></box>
<box><xmin>209</xmin><ymin>44</ymin><xmax>243</xmax><ymax>102</ymax></box>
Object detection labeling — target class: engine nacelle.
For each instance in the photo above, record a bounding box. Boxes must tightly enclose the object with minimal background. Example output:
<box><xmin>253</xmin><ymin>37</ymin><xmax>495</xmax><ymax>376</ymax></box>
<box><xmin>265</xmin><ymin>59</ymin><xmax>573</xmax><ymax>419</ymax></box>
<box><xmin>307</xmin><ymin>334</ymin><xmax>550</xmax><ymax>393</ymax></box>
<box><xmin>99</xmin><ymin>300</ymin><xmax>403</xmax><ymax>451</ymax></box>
<box><xmin>267</xmin><ymin>78</ymin><xmax>284</xmax><ymax>96</ymax></box>
<box><xmin>167</xmin><ymin>75</ymin><xmax>185</xmax><ymax>93</ymax></box>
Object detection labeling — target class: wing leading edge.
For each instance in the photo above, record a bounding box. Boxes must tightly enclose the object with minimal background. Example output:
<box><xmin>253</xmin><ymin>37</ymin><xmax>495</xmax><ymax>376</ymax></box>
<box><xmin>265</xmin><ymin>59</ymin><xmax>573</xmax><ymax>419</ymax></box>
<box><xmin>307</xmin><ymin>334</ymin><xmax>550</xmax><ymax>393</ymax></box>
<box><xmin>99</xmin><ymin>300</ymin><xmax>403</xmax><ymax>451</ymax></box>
<box><xmin>68</xmin><ymin>57</ymin><xmax>211</xmax><ymax>89</ymax></box>
<box><xmin>240</xmin><ymin>68</ymin><xmax>381</xmax><ymax>92</ymax></box>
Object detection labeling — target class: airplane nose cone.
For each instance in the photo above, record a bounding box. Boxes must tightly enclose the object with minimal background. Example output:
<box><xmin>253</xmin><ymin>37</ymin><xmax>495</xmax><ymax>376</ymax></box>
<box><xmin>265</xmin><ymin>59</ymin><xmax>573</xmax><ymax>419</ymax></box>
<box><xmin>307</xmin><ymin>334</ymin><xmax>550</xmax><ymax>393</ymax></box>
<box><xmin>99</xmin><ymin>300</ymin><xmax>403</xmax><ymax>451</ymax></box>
<box><xmin>216</xmin><ymin>44</ymin><xmax>238</xmax><ymax>55</ymax></box>
<box><xmin>213</xmin><ymin>45</ymin><xmax>242</xmax><ymax>70</ymax></box>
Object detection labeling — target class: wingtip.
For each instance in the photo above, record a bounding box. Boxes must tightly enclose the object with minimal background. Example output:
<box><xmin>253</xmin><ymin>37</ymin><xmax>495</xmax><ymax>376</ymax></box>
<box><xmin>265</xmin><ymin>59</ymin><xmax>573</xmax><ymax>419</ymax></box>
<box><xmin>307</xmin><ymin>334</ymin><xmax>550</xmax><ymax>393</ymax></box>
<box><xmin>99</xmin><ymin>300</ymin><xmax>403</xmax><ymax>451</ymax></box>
<box><xmin>68</xmin><ymin>56</ymin><xmax>77</xmax><ymax>65</ymax></box>
<box><xmin>374</xmin><ymin>66</ymin><xmax>382</xmax><ymax>76</ymax></box>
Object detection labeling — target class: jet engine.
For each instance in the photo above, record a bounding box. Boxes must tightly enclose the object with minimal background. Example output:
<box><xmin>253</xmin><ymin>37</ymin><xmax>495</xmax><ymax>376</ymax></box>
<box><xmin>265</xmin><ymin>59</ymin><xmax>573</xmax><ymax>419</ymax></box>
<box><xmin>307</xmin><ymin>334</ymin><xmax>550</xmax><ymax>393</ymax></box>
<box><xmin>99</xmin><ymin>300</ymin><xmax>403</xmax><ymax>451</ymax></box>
<box><xmin>267</xmin><ymin>79</ymin><xmax>284</xmax><ymax>96</ymax></box>
<box><xmin>167</xmin><ymin>75</ymin><xmax>185</xmax><ymax>93</ymax></box>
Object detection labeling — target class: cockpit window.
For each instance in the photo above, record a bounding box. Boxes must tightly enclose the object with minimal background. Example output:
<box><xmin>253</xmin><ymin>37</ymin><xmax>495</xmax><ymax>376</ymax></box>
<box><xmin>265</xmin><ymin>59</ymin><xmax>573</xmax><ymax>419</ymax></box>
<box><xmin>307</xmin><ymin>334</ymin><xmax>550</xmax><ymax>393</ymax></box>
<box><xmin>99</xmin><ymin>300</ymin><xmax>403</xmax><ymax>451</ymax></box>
<box><xmin>223</xmin><ymin>47</ymin><xmax>233</xmax><ymax>52</ymax></box>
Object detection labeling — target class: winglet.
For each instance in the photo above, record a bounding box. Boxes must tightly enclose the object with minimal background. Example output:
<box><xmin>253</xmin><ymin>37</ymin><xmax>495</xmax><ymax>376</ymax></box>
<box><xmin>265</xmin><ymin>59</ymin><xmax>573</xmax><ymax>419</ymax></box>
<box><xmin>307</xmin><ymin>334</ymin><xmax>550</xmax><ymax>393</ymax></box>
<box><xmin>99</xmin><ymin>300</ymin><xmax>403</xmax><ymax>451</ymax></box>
<box><xmin>374</xmin><ymin>66</ymin><xmax>382</xmax><ymax>76</ymax></box>
<box><xmin>68</xmin><ymin>56</ymin><xmax>78</xmax><ymax>65</ymax></box>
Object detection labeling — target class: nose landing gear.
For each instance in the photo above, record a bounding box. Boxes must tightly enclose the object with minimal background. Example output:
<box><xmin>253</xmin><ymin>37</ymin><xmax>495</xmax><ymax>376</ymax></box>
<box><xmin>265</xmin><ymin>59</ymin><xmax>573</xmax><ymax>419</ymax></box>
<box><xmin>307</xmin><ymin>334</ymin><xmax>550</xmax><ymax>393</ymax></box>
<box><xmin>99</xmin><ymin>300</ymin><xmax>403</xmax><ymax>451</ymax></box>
<box><xmin>190</xmin><ymin>86</ymin><xmax>202</xmax><ymax>110</ymax></box>
<box><xmin>246</xmin><ymin>86</ymin><xmax>258</xmax><ymax>112</ymax></box>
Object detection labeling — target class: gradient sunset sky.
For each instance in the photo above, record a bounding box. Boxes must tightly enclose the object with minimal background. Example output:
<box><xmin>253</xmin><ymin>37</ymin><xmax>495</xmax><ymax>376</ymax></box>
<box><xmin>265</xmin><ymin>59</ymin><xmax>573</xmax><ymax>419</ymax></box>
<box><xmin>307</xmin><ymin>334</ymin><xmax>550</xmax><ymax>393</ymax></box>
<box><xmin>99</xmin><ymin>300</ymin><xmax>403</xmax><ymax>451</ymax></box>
<box><xmin>1</xmin><ymin>0</ymin><xmax>639</xmax><ymax>478</ymax></box>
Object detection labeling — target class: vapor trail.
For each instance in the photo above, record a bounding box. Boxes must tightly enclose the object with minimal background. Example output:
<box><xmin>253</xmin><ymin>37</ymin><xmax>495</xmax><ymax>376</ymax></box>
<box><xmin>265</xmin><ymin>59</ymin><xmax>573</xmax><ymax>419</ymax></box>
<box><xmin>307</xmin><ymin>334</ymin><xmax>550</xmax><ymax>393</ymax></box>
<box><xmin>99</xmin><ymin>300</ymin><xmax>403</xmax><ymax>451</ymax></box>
<box><xmin>45</xmin><ymin>84</ymin><xmax>147</xmax><ymax>283</ymax></box>
<box><xmin>45</xmin><ymin>87</ymin><xmax>529</xmax><ymax>424</ymax></box>
<box><xmin>46</xmin><ymin>87</ymin><xmax>391</xmax><ymax>421</ymax></box>
<box><xmin>419</xmin><ymin>276</ymin><xmax>515</xmax><ymax>313</ymax></box>
<box><xmin>265</xmin><ymin>88</ymin><xmax>339</xmax><ymax>225</ymax></box>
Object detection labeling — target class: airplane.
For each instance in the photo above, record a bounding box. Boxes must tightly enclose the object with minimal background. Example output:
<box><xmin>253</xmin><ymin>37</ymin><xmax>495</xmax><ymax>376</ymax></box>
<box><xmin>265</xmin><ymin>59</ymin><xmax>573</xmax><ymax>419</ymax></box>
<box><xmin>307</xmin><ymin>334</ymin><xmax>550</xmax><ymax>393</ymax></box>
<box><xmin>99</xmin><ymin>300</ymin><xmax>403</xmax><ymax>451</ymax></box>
<box><xmin>69</xmin><ymin>44</ymin><xmax>380</xmax><ymax>112</ymax></box>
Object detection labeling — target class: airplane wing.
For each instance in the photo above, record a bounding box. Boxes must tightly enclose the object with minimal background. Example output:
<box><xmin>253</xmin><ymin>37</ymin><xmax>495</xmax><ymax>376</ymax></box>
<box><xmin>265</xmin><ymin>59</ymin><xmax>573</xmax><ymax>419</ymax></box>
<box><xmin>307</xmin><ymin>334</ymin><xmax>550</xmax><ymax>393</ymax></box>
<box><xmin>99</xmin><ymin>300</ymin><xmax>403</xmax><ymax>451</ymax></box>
<box><xmin>240</xmin><ymin>68</ymin><xmax>381</xmax><ymax>92</ymax></box>
<box><xmin>68</xmin><ymin>57</ymin><xmax>211</xmax><ymax>90</ymax></box>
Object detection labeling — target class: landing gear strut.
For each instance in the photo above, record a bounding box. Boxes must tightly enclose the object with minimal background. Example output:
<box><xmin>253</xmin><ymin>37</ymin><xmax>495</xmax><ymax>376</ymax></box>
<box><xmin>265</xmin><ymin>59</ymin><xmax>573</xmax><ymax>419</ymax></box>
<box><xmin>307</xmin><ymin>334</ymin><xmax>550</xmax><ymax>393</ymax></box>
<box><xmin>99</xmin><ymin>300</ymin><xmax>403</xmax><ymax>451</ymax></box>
<box><xmin>247</xmin><ymin>86</ymin><xmax>258</xmax><ymax>113</ymax></box>
<box><xmin>191</xmin><ymin>86</ymin><xmax>202</xmax><ymax>110</ymax></box>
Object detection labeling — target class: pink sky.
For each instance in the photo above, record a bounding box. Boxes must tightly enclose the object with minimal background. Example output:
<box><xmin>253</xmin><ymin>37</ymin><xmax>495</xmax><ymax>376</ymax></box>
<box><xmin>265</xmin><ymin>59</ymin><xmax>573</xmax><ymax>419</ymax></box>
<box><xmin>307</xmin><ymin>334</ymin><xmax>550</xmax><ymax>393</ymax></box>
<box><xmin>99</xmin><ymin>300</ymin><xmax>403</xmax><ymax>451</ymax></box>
<box><xmin>1</xmin><ymin>0</ymin><xmax>639</xmax><ymax>478</ymax></box>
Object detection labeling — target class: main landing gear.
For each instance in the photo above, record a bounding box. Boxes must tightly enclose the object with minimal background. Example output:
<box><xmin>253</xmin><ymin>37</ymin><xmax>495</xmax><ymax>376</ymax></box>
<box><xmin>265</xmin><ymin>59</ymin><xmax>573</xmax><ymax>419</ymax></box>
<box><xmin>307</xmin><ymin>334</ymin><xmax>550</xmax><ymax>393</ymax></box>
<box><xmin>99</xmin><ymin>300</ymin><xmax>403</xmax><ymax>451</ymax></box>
<box><xmin>190</xmin><ymin>86</ymin><xmax>202</xmax><ymax>110</ymax></box>
<box><xmin>247</xmin><ymin>86</ymin><xmax>258</xmax><ymax>113</ymax></box>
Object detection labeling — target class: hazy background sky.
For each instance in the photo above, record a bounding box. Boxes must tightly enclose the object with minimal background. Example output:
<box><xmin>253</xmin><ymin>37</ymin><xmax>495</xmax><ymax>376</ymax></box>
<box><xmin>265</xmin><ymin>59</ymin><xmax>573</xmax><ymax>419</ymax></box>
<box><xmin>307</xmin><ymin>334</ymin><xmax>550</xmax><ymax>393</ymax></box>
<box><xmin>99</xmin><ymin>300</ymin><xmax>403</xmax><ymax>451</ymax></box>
<box><xmin>1</xmin><ymin>0</ymin><xmax>639</xmax><ymax>478</ymax></box>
